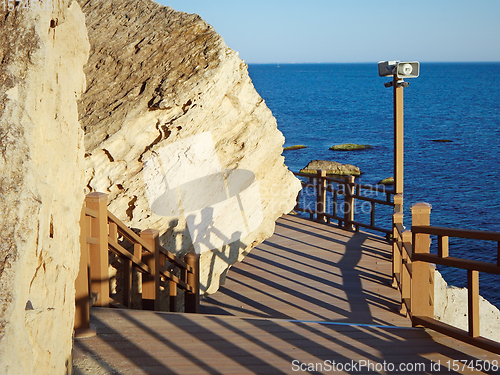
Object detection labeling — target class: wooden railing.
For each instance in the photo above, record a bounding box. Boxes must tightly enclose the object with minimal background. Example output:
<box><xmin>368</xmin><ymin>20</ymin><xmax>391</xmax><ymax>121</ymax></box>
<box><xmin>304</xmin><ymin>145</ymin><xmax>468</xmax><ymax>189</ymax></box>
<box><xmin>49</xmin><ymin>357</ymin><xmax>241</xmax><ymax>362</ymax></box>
<box><xmin>393</xmin><ymin>196</ymin><xmax>500</xmax><ymax>354</ymax></box>
<box><xmin>74</xmin><ymin>192</ymin><xmax>200</xmax><ymax>337</ymax></box>
<box><xmin>293</xmin><ymin>170</ymin><xmax>395</xmax><ymax>237</ymax></box>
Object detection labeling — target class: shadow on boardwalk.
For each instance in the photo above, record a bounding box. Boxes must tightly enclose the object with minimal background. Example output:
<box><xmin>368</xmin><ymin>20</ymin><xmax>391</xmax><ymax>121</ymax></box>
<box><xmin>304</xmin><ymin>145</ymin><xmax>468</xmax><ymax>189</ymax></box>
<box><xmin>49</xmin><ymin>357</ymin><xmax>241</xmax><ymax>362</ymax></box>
<box><xmin>73</xmin><ymin>215</ymin><xmax>500</xmax><ymax>374</ymax></box>
<box><xmin>202</xmin><ymin>215</ymin><xmax>406</xmax><ymax>326</ymax></box>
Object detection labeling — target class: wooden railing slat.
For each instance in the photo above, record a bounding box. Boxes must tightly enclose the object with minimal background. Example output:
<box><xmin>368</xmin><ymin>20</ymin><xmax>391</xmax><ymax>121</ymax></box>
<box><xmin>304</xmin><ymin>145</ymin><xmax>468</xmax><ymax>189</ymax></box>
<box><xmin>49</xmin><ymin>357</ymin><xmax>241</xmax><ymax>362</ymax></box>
<box><xmin>76</xmin><ymin>192</ymin><xmax>202</xmax><ymax>337</ymax></box>
<box><xmin>412</xmin><ymin>225</ymin><xmax>500</xmax><ymax>242</ymax></box>
<box><xmin>86</xmin><ymin>192</ymin><xmax>110</xmax><ymax>308</ymax></box>
<box><xmin>107</xmin><ymin>211</ymin><xmax>155</xmax><ymax>253</ymax></box>
<box><xmin>468</xmin><ymin>270</ymin><xmax>480</xmax><ymax>337</ymax></box>
<box><xmin>352</xmin><ymin>194</ymin><xmax>394</xmax><ymax>206</ymax></box>
<box><xmin>412</xmin><ymin>316</ymin><xmax>500</xmax><ymax>354</ymax></box>
<box><xmin>293</xmin><ymin>170</ymin><xmax>395</xmax><ymax>235</ymax></box>
<box><xmin>438</xmin><ymin>235</ymin><xmax>449</xmax><ymax>258</ymax></box>
<box><xmin>108</xmin><ymin>239</ymin><xmax>151</xmax><ymax>274</ymax></box>
<box><xmin>412</xmin><ymin>253</ymin><xmax>500</xmax><ymax>274</ymax></box>
<box><xmin>159</xmin><ymin>246</ymin><xmax>192</xmax><ymax>272</ymax></box>
<box><xmin>159</xmin><ymin>267</ymin><xmax>193</xmax><ymax>293</ymax></box>
<box><xmin>84</xmin><ymin>207</ymin><xmax>98</xmax><ymax>218</ymax></box>
<box><xmin>393</xmin><ymin>201</ymin><xmax>500</xmax><ymax>355</ymax></box>
<box><xmin>86</xmin><ymin>236</ymin><xmax>98</xmax><ymax>245</ymax></box>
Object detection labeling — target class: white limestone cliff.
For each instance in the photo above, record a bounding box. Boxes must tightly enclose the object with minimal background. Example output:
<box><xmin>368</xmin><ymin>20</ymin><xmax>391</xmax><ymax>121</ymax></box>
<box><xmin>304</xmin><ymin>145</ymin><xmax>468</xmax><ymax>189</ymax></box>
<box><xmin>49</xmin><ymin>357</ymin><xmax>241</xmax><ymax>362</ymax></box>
<box><xmin>0</xmin><ymin>2</ymin><xmax>89</xmax><ymax>374</ymax></box>
<box><xmin>77</xmin><ymin>0</ymin><xmax>301</xmax><ymax>294</ymax></box>
<box><xmin>434</xmin><ymin>270</ymin><xmax>500</xmax><ymax>342</ymax></box>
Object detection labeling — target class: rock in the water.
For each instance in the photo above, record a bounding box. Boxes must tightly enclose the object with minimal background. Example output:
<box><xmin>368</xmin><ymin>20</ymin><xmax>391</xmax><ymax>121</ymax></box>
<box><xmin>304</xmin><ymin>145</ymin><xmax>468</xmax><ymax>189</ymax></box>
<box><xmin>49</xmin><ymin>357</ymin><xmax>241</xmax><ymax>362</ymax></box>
<box><xmin>0</xmin><ymin>2</ymin><xmax>89</xmax><ymax>373</ymax></box>
<box><xmin>300</xmin><ymin>160</ymin><xmax>361</xmax><ymax>176</ymax></box>
<box><xmin>330</xmin><ymin>143</ymin><xmax>372</xmax><ymax>151</ymax></box>
<box><xmin>378</xmin><ymin>177</ymin><xmax>394</xmax><ymax>185</ymax></box>
<box><xmin>77</xmin><ymin>0</ymin><xmax>301</xmax><ymax>294</ymax></box>
<box><xmin>284</xmin><ymin>145</ymin><xmax>307</xmax><ymax>150</ymax></box>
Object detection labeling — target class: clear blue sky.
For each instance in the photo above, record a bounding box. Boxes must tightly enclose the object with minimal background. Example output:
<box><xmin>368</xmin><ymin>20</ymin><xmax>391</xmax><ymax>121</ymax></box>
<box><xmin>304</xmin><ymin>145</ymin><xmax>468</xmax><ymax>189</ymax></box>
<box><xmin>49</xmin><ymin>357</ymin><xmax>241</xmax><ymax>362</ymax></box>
<box><xmin>158</xmin><ymin>0</ymin><xmax>500</xmax><ymax>64</ymax></box>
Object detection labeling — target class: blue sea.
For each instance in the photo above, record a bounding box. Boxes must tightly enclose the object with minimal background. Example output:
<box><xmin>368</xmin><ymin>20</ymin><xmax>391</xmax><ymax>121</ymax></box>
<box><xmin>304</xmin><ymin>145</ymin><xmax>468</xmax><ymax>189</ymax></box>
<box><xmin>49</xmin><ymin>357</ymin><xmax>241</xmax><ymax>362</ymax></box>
<box><xmin>248</xmin><ymin>63</ymin><xmax>500</xmax><ymax>308</ymax></box>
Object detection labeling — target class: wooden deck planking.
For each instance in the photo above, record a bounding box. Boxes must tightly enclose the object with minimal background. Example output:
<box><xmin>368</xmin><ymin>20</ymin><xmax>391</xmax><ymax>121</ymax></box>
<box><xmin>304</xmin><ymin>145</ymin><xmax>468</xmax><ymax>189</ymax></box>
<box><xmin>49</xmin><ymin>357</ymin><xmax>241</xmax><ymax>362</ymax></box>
<box><xmin>202</xmin><ymin>215</ymin><xmax>409</xmax><ymax>327</ymax></box>
<box><xmin>73</xmin><ymin>215</ymin><xmax>500</xmax><ymax>374</ymax></box>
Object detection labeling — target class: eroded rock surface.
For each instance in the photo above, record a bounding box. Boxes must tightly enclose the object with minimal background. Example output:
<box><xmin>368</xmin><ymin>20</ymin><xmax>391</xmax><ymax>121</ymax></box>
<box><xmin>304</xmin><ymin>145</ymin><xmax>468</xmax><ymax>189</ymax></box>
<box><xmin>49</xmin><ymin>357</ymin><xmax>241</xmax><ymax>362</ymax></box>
<box><xmin>329</xmin><ymin>143</ymin><xmax>372</xmax><ymax>151</ymax></box>
<box><xmin>434</xmin><ymin>270</ymin><xmax>500</xmax><ymax>342</ymax></box>
<box><xmin>0</xmin><ymin>2</ymin><xmax>89</xmax><ymax>373</ymax></box>
<box><xmin>78</xmin><ymin>0</ymin><xmax>300</xmax><ymax>294</ymax></box>
<box><xmin>300</xmin><ymin>159</ymin><xmax>361</xmax><ymax>176</ymax></box>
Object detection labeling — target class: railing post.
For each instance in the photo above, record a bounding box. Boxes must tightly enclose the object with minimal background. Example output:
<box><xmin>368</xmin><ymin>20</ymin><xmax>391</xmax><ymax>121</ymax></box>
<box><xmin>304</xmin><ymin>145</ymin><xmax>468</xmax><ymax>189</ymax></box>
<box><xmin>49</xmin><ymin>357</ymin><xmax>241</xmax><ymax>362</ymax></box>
<box><xmin>401</xmin><ymin>230</ymin><xmax>412</xmax><ymax>316</ymax></box>
<box><xmin>169</xmin><ymin>280</ymin><xmax>178</xmax><ymax>312</ymax></box>
<box><xmin>344</xmin><ymin>175</ymin><xmax>354</xmax><ymax>230</ymax></box>
<box><xmin>392</xmin><ymin>194</ymin><xmax>404</xmax><ymax>288</ymax></box>
<box><xmin>184</xmin><ymin>253</ymin><xmax>200</xmax><ymax>313</ymax></box>
<box><xmin>497</xmin><ymin>241</ymin><xmax>500</xmax><ymax>267</ymax></box>
<box><xmin>468</xmin><ymin>269</ymin><xmax>480</xmax><ymax>337</ymax></box>
<box><xmin>86</xmin><ymin>192</ymin><xmax>109</xmax><ymax>307</ymax></box>
<box><xmin>411</xmin><ymin>202</ymin><xmax>433</xmax><ymax>319</ymax></box>
<box><xmin>308</xmin><ymin>176</ymin><xmax>314</xmax><ymax>220</ymax></box>
<box><xmin>392</xmin><ymin>211</ymin><xmax>404</xmax><ymax>288</ymax></box>
<box><xmin>316</xmin><ymin>170</ymin><xmax>327</xmax><ymax>223</ymax></box>
<box><xmin>74</xmin><ymin>204</ymin><xmax>95</xmax><ymax>338</ymax></box>
<box><xmin>394</xmin><ymin>75</ymin><xmax>404</xmax><ymax>197</ymax></box>
<box><xmin>140</xmin><ymin>229</ymin><xmax>161</xmax><ymax>311</ymax></box>
<box><xmin>394</xmin><ymin>194</ymin><xmax>403</xmax><ymax>214</ymax></box>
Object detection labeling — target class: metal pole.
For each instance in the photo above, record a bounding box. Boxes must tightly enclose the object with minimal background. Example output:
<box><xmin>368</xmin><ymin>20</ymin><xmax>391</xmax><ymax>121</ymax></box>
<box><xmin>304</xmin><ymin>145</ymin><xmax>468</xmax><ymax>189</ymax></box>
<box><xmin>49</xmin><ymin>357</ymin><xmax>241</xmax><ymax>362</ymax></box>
<box><xmin>393</xmin><ymin>76</ymin><xmax>404</xmax><ymax>197</ymax></box>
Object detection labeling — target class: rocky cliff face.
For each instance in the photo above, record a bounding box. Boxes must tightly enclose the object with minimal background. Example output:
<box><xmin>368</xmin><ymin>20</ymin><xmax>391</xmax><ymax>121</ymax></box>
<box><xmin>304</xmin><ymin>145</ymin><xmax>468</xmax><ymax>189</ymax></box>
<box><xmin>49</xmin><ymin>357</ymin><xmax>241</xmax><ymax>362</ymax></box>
<box><xmin>434</xmin><ymin>270</ymin><xmax>500</xmax><ymax>342</ymax></box>
<box><xmin>77</xmin><ymin>0</ymin><xmax>300</xmax><ymax>293</ymax></box>
<box><xmin>0</xmin><ymin>2</ymin><xmax>89</xmax><ymax>374</ymax></box>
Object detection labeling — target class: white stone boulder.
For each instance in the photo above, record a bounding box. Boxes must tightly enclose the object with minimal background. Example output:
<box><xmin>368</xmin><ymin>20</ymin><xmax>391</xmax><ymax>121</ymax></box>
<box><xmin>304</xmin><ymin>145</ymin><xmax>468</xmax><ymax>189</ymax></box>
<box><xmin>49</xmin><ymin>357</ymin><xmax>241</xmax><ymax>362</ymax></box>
<box><xmin>77</xmin><ymin>0</ymin><xmax>301</xmax><ymax>294</ymax></box>
<box><xmin>0</xmin><ymin>2</ymin><xmax>89</xmax><ymax>373</ymax></box>
<box><xmin>434</xmin><ymin>270</ymin><xmax>500</xmax><ymax>342</ymax></box>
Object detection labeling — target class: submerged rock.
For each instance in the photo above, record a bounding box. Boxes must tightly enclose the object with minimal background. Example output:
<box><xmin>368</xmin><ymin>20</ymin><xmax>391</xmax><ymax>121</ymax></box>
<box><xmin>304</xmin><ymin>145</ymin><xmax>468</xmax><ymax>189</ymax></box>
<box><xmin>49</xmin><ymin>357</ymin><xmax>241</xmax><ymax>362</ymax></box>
<box><xmin>330</xmin><ymin>143</ymin><xmax>372</xmax><ymax>151</ymax></box>
<box><xmin>378</xmin><ymin>177</ymin><xmax>394</xmax><ymax>185</ymax></box>
<box><xmin>78</xmin><ymin>0</ymin><xmax>301</xmax><ymax>294</ymax></box>
<box><xmin>284</xmin><ymin>145</ymin><xmax>307</xmax><ymax>150</ymax></box>
<box><xmin>300</xmin><ymin>160</ymin><xmax>361</xmax><ymax>176</ymax></box>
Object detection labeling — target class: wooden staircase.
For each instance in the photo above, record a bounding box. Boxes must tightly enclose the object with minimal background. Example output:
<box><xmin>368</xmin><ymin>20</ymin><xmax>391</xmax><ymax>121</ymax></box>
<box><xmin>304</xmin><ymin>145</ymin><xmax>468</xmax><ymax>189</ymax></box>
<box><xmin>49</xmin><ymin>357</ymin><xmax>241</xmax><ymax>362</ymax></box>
<box><xmin>74</xmin><ymin>192</ymin><xmax>200</xmax><ymax>338</ymax></box>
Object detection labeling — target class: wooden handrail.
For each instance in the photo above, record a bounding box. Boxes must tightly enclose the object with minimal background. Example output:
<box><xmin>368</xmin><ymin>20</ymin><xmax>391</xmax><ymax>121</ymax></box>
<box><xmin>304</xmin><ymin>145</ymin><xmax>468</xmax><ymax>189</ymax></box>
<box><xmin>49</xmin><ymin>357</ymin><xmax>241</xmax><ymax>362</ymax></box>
<box><xmin>75</xmin><ymin>192</ymin><xmax>200</xmax><ymax>337</ymax></box>
<box><xmin>85</xmin><ymin>207</ymin><xmax>98</xmax><ymax>218</ymax></box>
<box><xmin>412</xmin><ymin>253</ymin><xmax>500</xmax><ymax>275</ymax></box>
<box><xmin>107</xmin><ymin>211</ymin><xmax>154</xmax><ymax>253</ymax></box>
<box><xmin>295</xmin><ymin>171</ymin><xmax>394</xmax><ymax>194</ymax></box>
<box><xmin>412</xmin><ymin>225</ymin><xmax>500</xmax><ymax>242</ymax></box>
<box><xmin>293</xmin><ymin>170</ymin><xmax>395</xmax><ymax>237</ymax></box>
<box><xmin>108</xmin><ymin>238</ymin><xmax>151</xmax><ymax>274</ymax></box>
<box><xmin>392</xmin><ymin>200</ymin><xmax>500</xmax><ymax>354</ymax></box>
<box><xmin>108</xmin><ymin>210</ymin><xmax>193</xmax><ymax>272</ymax></box>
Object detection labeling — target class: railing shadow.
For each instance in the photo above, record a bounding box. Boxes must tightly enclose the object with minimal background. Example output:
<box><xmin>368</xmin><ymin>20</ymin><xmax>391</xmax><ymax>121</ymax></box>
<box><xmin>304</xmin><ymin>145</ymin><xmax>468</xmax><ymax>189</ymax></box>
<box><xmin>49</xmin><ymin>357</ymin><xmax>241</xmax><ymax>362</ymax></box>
<box><xmin>73</xmin><ymin>307</ymin><xmax>500</xmax><ymax>374</ymax></box>
<box><xmin>74</xmin><ymin>213</ymin><xmax>499</xmax><ymax>374</ymax></box>
<box><xmin>201</xmin><ymin>215</ymin><xmax>402</xmax><ymax>326</ymax></box>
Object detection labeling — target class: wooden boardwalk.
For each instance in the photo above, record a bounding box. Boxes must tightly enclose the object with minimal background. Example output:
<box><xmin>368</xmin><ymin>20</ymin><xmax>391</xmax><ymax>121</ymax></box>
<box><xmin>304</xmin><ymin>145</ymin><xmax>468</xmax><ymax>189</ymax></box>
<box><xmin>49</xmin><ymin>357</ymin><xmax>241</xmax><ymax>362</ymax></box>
<box><xmin>73</xmin><ymin>215</ymin><xmax>499</xmax><ymax>374</ymax></box>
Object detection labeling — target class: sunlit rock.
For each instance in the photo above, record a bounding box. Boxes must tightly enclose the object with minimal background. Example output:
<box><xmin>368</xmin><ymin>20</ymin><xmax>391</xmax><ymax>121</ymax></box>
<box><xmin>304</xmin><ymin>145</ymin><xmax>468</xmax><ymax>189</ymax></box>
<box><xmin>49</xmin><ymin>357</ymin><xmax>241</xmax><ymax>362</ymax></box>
<box><xmin>77</xmin><ymin>0</ymin><xmax>301</xmax><ymax>294</ymax></box>
<box><xmin>0</xmin><ymin>2</ymin><xmax>89</xmax><ymax>373</ymax></box>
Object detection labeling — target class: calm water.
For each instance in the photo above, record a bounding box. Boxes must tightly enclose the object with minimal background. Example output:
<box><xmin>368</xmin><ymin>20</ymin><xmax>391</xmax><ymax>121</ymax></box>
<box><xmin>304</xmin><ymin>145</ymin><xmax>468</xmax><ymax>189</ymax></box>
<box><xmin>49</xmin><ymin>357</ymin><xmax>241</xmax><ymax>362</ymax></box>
<box><xmin>248</xmin><ymin>63</ymin><xmax>500</xmax><ymax>308</ymax></box>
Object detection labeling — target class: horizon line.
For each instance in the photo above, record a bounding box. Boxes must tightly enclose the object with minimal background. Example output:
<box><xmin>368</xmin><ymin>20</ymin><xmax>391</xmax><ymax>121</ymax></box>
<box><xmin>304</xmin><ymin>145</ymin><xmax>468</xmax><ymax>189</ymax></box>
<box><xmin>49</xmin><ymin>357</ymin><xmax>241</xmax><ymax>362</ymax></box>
<box><xmin>245</xmin><ymin>60</ymin><xmax>500</xmax><ymax>65</ymax></box>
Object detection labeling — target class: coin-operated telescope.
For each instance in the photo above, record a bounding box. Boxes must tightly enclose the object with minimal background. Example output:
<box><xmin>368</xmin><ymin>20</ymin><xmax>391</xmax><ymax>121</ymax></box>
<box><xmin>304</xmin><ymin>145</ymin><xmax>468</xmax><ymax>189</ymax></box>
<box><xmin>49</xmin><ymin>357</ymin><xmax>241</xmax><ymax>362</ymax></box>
<box><xmin>378</xmin><ymin>61</ymin><xmax>420</xmax><ymax>78</ymax></box>
<box><xmin>378</xmin><ymin>60</ymin><xmax>420</xmax><ymax>198</ymax></box>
